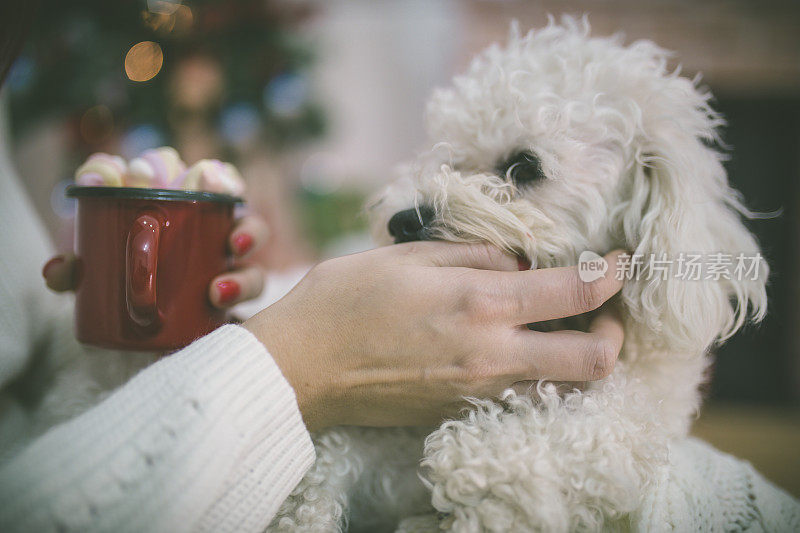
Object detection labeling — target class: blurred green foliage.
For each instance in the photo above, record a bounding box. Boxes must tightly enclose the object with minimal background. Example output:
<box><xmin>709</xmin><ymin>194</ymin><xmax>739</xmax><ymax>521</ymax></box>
<box><xmin>298</xmin><ymin>189</ymin><xmax>369</xmax><ymax>250</ymax></box>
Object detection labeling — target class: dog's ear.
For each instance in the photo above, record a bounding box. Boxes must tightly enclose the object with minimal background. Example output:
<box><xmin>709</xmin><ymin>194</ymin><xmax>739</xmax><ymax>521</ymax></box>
<box><xmin>613</xmin><ymin>79</ymin><xmax>767</xmax><ymax>353</ymax></box>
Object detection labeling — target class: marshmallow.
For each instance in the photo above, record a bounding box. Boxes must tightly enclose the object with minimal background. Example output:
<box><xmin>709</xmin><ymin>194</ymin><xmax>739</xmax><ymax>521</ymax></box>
<box><xmin>74</xmin><ymin>149</ymin><xmax>245</xmax><ymax>196</ymax></box>
<box><xmin>179</xmin><ymin>159</ymin><xmax>246</xmax><ymax>196</ymax></box>
<box><xmin>127</xmin><ymin>146</ymin><xmax>187</xmax><ymax>188</ymax></box>
<box><xmin>75</xmin><ymin>153</ymin><xmax>127</xmax><ymax>187</ymax></box>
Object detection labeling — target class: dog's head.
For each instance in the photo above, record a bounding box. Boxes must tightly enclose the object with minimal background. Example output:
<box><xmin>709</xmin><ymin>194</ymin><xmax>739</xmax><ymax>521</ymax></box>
<box><xmin>369</xmin><ymin>17</ymin><xmax>767</xmax><ymax>354</ymax></box>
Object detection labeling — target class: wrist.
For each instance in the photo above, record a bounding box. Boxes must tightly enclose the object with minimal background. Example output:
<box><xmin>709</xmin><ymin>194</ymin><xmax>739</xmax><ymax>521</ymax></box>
<box><xmin>243</xmin><ymin>303</ymin><xmax>336</xmax><ymax>431</ymax></box>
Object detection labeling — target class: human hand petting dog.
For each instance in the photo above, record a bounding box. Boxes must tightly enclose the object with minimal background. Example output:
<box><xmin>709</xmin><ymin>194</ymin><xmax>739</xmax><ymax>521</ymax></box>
<box><xmin>42</xmin><ymin>214</ymin><xmax>269</xmax><ymax>308</ymax></box>
<box><xmin>244</xmin><ymin>242</ymin><xmax>626</xmax><ymax>431</ymax></box>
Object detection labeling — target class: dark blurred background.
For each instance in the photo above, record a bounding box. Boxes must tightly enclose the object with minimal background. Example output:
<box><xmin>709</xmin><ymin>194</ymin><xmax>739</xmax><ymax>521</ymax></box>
<box><xmin>3</xmin><ymin>0</ymin><xmax>798</xmax><ymax>495</ymax></box>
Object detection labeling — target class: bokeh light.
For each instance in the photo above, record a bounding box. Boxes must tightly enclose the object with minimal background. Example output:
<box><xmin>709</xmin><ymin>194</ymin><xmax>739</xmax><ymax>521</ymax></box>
<box><xmin>147</xmin><ymin>0</ymin><xmax>182</xmax><ymax>15</ymax></box>
<box><xmin>7</xmin><ymin>56</ymin><xmax>35</xmax><ymax>93</ymax></box>
<box><xmin>121</xmin><ymin>124</ymin><xmax>165</xmax><ymax>159</ymax></box>
<box><xmin>220</xmin><ymin>103</ymin><xmax>262</xmax><ymax>147</ymax></box>
<box><xmin>124</xmin><ymin>41</ymin><xmax>164</xmax><ymax>82</ymax></box>
<box><xmin>169</xmin><ymin>55</ymin><xmax>223</xmax><ymax>110</ymax></box>
<box><xmin>79</xmin><ymin>105</ymin><xmax>114</xmax><ymax>144</ymax></box>
<box><xmin>264</xmin><ymin>73</ymin><xmax>309</xmax><ymax>118</ymax></box>
<box><xmin>50</xmin><ymin>179</ymin><xmax>76</xmax><ymax>220</ymax></box>
<box><xmin>142</xmin><ymin>4</ymin><xmax>192</xmax><ymax>35</ymax></box>
<box><xmin>172</xmin><ymin>5</ymin><xmax>194</xmax><ymax>34</ymax></box>
<box><xmin>142</xmin><ymin>11</ymin><xmax>176</xmax><ymax>34</ymax></box>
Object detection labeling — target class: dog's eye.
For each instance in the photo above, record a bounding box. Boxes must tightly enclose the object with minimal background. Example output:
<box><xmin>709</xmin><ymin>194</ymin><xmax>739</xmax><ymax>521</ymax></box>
<box><xmin>496</xmin><ymin>151</ymin><xmax>545</xmax><ymax>186</ymax></box>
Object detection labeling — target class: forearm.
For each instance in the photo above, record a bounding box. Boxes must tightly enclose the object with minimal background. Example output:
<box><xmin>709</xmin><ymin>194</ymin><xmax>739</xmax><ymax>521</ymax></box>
<box><xmin>0</xmin><ymin>325</ymin><xmax>315</xmax><ymax>533</ymax></box>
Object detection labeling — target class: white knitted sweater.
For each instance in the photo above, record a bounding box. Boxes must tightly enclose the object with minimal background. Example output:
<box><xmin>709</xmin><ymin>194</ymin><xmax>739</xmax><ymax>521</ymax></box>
<box><xmin>632</xmin><ymin>438</ymin><xmax>799</xmax><ymax>531</ymax></box>
<box><xmin>0</xmin><ymin>105</ymin><xmax>797</xmax><ymax>532</ymax></box>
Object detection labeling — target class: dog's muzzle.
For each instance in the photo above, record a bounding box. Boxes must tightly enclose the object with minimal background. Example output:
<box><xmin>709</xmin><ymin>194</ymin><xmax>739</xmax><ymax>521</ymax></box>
<box><xmin>388</xmin><ymin>206</ymin><xmax>435</xmax><ymax>243</ymax></box>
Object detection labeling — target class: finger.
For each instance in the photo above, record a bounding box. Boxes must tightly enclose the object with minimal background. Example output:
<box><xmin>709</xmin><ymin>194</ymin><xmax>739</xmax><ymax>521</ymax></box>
<box><xmin>42</xmin><ymin>254</ymin><xmax>77</xmax><ymax>292</ymax></box>
<box><xmin>483</xmin><ymin>250</ymin><xmax>626</xmax><ymax>324</ymax></box>
<box><xmin>209</xmin><ymin>266</ymin><xmax>266</xmax><ymax>308</ymax></box>
<box><xmin>229</xmin><ymin>215</ymin><xmax>270</xmax><ymax>258</ymax></box>
<box><xmin>506</xmin><ymin>304</ymin><xmax>624</xmax><ymax>381</ymax></box>
<box><xmin>587</xmin><ymin>304</ymin><xmax>625</xmax><ymax>356</ymax></box>
<box><xmin>393</xmin><ymin>241</ymin><xmax>520</xmax><ymax>272</ymax></box>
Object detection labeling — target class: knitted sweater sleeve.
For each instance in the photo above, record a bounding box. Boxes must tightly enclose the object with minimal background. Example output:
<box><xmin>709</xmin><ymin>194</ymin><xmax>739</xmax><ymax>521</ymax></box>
<box><xmin>631</xmin><ymin>437</ymin><xmax>800</xmax><ymax>531</ymax></box>
<box><xmin>0</xmin><ymin>99</ymin><xmax>315</xmax><ymax>532</ymax></box>
<box><xmin>0</xmin><ymin>324</ymin><xmax>316</xmax><ymax>533</ymax></box>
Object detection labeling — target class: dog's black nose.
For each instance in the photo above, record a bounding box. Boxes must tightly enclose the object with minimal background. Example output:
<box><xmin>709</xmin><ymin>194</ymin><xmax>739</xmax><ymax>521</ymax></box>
<box><xmin>388</xmin><ymin>206</ymin><xmax>435</xmax><ymax>243</ymax></box>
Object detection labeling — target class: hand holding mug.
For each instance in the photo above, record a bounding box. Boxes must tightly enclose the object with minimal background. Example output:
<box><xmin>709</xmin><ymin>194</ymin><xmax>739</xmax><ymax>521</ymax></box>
<box><xmin>43</xmin><ymin>214</ymin><xmax>268</xmax><ymax>308</ymax></box>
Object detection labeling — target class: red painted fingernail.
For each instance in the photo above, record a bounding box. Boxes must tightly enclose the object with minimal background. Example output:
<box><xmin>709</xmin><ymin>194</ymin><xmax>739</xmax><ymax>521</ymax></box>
<box><xmin>232</xmin><ymin>233</ymin><xmax>254</xmax><ymax>255</ymax></box>
<box><xmin>43</xmin><ymin>256</ymin><xmax>65</xmax><ymax>278</ymax></box>
<box><xmin>216</xmin><ymin>280</ymin><xmax>241</xmax><ymax>304</ymax></box>
<box><xmin>517</xmin><ymin>257</ymin><xmax>532</xmax><ymax>271</ymax></box>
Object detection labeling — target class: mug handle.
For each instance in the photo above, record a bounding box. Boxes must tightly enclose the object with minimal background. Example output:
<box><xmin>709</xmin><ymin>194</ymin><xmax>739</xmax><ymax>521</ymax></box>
<box><xmin>126</xmin><ymin>214</ymin><xmax>161</xmax><ymax>329</ymax></box>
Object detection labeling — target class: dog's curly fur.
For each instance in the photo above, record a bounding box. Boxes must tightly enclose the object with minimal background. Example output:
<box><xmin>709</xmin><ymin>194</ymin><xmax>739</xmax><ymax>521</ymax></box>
<box><xmin>268</xmin><ymin>17</ymin><xmax>767</xmax><ymax>532</ymax></box>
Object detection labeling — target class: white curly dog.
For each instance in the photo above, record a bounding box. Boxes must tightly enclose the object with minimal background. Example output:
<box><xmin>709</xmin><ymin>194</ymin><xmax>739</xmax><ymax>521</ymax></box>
<box><xmin>269</xmin><ymin>18</ymin><xmax>768</xmax><ymax>532</ymax></box>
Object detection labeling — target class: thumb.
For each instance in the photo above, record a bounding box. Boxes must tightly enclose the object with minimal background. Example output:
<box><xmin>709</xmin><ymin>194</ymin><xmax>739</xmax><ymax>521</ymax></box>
<box><xmin>43</xmin><ymin>254</ymin><xmax>78</xmax><ymax>292</ymax></box>
<box><xmin>395</xmin><ymin>241</ymin><xmax>520</xmax><ymax>272</ymax></box>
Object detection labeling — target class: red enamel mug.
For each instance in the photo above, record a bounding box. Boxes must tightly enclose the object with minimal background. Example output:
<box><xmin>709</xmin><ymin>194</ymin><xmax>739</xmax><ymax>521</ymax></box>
<box><xmin>67</xmin><ymin>186</ymin><xmax>242</xmax><ymax>351</ymax></box>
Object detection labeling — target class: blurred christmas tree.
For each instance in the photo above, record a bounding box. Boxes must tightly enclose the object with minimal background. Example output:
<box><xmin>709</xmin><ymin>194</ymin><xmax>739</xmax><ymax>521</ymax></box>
<box><xmin>7</xmin><ymin>0</ymin><xmax>325</xmax><ymax>159</ymax></box>
<box><xmin>6</xmin><ymin>0</ymin><xmax>370</xmax><ymax>265</ymax></box>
